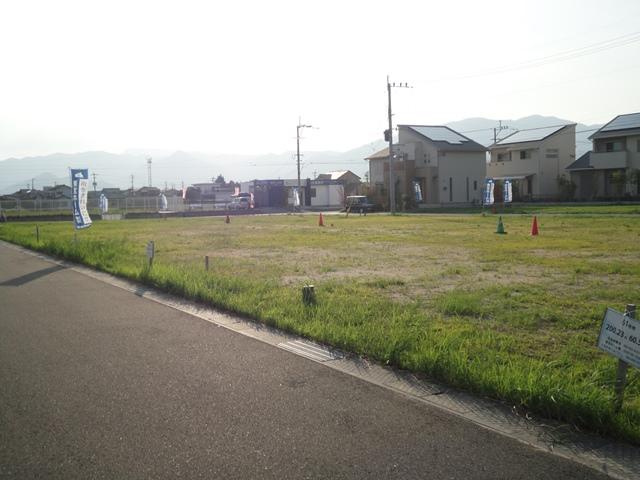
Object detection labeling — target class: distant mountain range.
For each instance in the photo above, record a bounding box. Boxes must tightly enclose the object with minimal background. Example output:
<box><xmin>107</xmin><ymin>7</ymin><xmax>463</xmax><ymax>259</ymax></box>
<box><xmin>0</xmin><ymin>115</ymin><xmax>600</xmax><ymax>194</ymax></box>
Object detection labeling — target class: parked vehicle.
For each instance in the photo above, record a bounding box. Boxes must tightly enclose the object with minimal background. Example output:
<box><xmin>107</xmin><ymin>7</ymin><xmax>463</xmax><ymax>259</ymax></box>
<box><xmin>229</xmin><ymin>196</ymin><xmax>250</xmax><ymax>210</ymax></box>
<box><xmin>344</xmin><ymin>195</ymin><xmax>375</xmax><ymax>213</ymax></box>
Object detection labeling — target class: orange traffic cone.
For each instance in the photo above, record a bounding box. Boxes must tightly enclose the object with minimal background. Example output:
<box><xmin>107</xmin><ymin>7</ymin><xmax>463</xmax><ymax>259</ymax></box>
<box><xmin>225</xmin><ymin>215</ymin><xmax>230</xmax><ymax>224</ymax></box>
<box><xmin>318</xmin><ymin>213</ymin><xmax>324</xmax><ymax>227</ymax></box>
<box><xmin>531</xmin><ymin>216</ymin><xmax>539</xmax><ymax>236</ymax></box>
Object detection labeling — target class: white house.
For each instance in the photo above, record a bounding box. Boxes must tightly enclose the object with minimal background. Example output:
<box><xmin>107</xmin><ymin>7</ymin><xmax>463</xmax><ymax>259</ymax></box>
<box><xmin>567</xmin><ymin>112</ymin><xmax>640</xmax><ymax>199</ymax></box>
<box><xmin>367</xmin><ymin>125</ymin><xmax>486</xmax><ymax>207</ymax></box>
<box><xmin>487</xmin><ymin>124</ymin><xmax>576</xmax><ymax>200</ymax></box>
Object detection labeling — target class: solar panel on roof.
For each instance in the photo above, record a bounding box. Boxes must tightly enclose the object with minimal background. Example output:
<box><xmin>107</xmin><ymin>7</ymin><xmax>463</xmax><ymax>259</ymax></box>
<box><xmin>601</xmin><ymin>113</ymin><xmax>640</xmax><ymax>132</ymax></box>
<box><xmin>496</xmin><ymin>125</ymin><xmax>566</xmax><ymax>145</ymax></box>
<box><xmin>410</xmin><ymin>126</ymin><xmax>466</xmax><ymax>144</ymax></box>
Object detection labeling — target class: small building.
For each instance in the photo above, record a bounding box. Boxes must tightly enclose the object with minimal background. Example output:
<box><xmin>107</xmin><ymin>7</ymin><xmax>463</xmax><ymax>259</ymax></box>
<box><xmin>241</xmin><ymin>179</ymin><xmax>332</xmax><ymax>208</ymax></box>
<box><xmin>11</xmin><ymin>189</ymin><xmax>46</xmax><ymax>200</ymax></box>
<box><xmin>487</xmin><ymin>124</ymin><xmax>576</xmax><ymax>201</ymax></box>
<box><xmin>567</xmin><ymin>113</ymin><xmax>640</xmax><ymax>199</ymax></box>
<box><xmin>309</xmin><ymin>179</ymin><xmax>346</xmax><ymax>208</ymax></box>
<box><xmin>315</xmin><ymin>171</ymin><xmax>361</xmax><ymax>196</ymax></box>
<box><xmin>100</xmin><ymin>188</ymin><xmax>127</xmax><ymax>200</ymax></box>
<box><xmin>240</xmin><ymin>180</ymin><xmax>289</xmax><ymax>208</ymax></box>
<box><xmin>136</xmin><ymin>186</ymin><xmax>162</xmax><ymax>197</ymax></box>
<box><xmin>192</xmin><ymin>182</ymin><xmax>236</xmax><ymax>203</ymax></box>
<box><xmin>366</xmin><ymin>125</ymin><xmax>486</xmax><ymax>207</ymax></box>
<box><xmin>42</xmin><ymin>184</ymin><xmax>72</xmax><ymax>199</ymax></box>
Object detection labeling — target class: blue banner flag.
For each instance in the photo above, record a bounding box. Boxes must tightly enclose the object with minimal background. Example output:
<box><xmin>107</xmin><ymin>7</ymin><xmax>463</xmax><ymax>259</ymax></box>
<box><xmin>503</xmin><ymin>179</ymin><xmax>513</xmax><ymax>203</ymax></box>
<box><xmin>71</xmin><ymin>169</ymin><xmax>92</xmax><ymax>229</ymax></box>
<box><xmin>483</xmin><ymin>179</ymin><xmax>495</xmax><ymax>206</ymax></box>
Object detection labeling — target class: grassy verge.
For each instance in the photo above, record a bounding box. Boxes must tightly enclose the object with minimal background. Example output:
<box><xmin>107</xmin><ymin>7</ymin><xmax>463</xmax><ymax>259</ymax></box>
<box><xmin>416</xmin><ymin>203</ymin><xmax>640</xmax><ymax>215</ymax></box>
<box><xmin>1</xmin><ymin>211</ymin><xmax>639</xmax><ymax>444</ymax></box>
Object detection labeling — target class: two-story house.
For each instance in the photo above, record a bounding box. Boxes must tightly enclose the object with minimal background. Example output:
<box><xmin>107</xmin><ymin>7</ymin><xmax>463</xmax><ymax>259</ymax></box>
<box><xmin>366</xmin><ymin>125</ymin><xmax>486</xmax><ymax>207</ymax></box>
<box><xmin>566</xmin><ymin>113</ymin><xmax>640</xmax><ymax>199</ymax></box>
<box><xmin>487</xmin><ymin>124</ymin><xmax>576</xmax><ymax>201</ymax></box>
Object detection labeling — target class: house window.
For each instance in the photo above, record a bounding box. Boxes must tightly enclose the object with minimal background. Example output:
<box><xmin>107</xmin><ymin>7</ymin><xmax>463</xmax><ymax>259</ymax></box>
<box><xmin>604</xmin><ymin>141</ymin><xmax>624</xmax><ymax>152</ymax></box>
<box><xmin>310</xmin><ymin>188</ymin><xmax>316</xmax><ymax>198</ymax></box>
<box><xmin>497</xmin><ymin>153</ymin><xmax>505</xmax><ymax>162</ymax></box>
<box><xmin>449</xmin><ymin>177</ymin><xmax>453</xmax><ymax>202</ymax></box>
<box><xmin>497</xmin><ymin>152</ymin><xmax>511</xmax><ymax>162</ymax></box>
<box><xmin>466</xmin><ymin>177</ymin><xmax>469</xmax><ymax>202</ymax></box>
<box><xmin>520</xmin><ymin>150</ymin><xmax>531</xmax><ymax>160</ymax></box>
<box><xmin>637</xmin><ymin>139</ymin><xmax>640</xmax><ymax>152</ymax></box>
<box><xmin>473</xmin><ymin>180</ymin><xmax>478</xmax><ymax>191</ymax></box>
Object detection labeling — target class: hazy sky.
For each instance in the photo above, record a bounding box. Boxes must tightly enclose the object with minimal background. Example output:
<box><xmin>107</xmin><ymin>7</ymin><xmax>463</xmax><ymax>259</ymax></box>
<box><xmin>1</xmin><ymin>0</ymin><xmax>639</xmax><ymax>161</ymax></box>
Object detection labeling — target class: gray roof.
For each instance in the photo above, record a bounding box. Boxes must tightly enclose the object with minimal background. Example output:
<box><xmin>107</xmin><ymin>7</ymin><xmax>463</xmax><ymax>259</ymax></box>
<box><xmin>589</xmin><ymin>112</ymin><xmax>640</xmax><ymax>139</ymax></box>
<box><xmin>494</xmin><ymin>124</ymin><xmax>572</xmax><ymax>146</ymax></box>
<box><xmin>566</xmin><ymin>151</ymin><xmax>592</xmax><ymax>171</ymax></box>
<box><xmin>365</xmin><ymin>147</ymin><xmax>389</xmax><ymax>160</ymax></box>
<box><xmin>401</xmin><ymin>125</ymin><xmax>486</xmax><ymax>152</ymax></box>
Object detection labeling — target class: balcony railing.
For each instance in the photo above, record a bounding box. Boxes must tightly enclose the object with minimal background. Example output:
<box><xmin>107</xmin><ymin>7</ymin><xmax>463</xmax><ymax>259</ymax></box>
<box><xmin>590</xmin><ymin>151</ymin><xmax>628</xmax><ymax>170</ymax></box>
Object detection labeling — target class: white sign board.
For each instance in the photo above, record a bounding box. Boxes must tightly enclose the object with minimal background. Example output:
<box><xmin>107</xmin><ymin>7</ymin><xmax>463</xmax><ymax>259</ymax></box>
<box><xmin>146</xmin><ymin>241</ymin><xmax>155</xmax><ymax>259</ymax></box>
<box><xmin>597</xmin><ymin>308</ymin><xmax>640</xmax><ymax>369</ymax></box>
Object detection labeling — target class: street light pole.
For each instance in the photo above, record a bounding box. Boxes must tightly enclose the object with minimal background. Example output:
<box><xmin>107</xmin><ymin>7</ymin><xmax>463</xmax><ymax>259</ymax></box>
<box><xmin>386</xmin><ymin>76</ymin><xmax>412</xmax><ymax>215</ymax></box>
<box><xmin>387</xmin><ymin>77</ymin><xmax>395</xmax><ymax>214</ymax></box>
<box><xmin>296</xmin><ymin>120</ymin><xmax>313</xmax><ymax>210</ymax></box>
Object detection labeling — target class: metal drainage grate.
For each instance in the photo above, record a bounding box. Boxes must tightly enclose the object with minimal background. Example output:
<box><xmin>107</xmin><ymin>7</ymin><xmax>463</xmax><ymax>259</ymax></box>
<box><xmin>278</xmin><ymin>340</ymin><xmax>343</xmax><ymax>362</ymax></box>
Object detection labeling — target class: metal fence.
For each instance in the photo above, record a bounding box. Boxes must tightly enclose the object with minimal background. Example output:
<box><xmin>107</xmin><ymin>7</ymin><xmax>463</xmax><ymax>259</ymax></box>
<box><xmin>0</xmin><ymin>196</ymin><xmax>187</xmax><ymax>215</ymax></box>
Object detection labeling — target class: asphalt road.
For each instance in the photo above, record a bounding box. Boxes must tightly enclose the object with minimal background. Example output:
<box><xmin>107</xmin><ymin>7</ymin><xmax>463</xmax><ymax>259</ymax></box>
<box><xmin>0</xmin><ymin>243</ymin><xmax>608</xmax><ymax>479</ymax></box>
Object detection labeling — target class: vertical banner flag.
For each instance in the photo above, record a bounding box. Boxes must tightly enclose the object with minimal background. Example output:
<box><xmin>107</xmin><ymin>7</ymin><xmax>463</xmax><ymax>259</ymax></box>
<box><xmin>483</xmin><ymin>179</ymin><xmax>495</xmax><ymax>206</ymax></box>
<box><xmin>99</xmin><ymin>193</ymin><xmax>109</xmax><ymax>214</ymax></box>
<box><xmin>160</xmin><ymin>193</ymin><xmax>168</xmax><ymax>210</ymax></box>
<box><xmin>71</xmin><ymin>169</ymin><xmax>92</xmax><ymax>229</ymax></box>
<box><xmin>503</xmin><ymin>179</ymin><xmax>513</xmax><ymax>203</ymax></box>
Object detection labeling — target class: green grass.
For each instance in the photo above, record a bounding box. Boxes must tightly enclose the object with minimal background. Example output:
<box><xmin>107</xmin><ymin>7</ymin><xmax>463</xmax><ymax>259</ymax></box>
<box><xmin>1</xmin><ymin>210</ymin><xmax>639</xmax><ymax>444</ymax></box>
<box><xmin>418</xmin><ymin>203</ymin><xmax>640</xmax><ymax>215</ymax></box>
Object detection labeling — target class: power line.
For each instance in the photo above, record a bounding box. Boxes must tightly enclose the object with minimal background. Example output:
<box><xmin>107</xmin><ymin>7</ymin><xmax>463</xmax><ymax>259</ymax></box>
<box><xmin>420</xmin><ymin>30</ymin><xmax>640</xmax><ymax>84</ymax></box>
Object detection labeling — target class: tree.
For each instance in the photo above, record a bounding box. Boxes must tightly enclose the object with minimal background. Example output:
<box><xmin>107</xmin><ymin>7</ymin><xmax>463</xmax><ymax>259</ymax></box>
<box><xmin>628</xmin><ymin>168</ymin><xmax>640</xmax><ymax>196</ymax></box>
<box><xmin>556</xmin><ymin>175</ymin><xmax>576</xmax><ymax>201</ymax></box>
<box><xmin>214</xmin><ymin>174</ymin><xmax>226</xmax><ymax>185</ymax></box>
<box><xmin>610</xmin><ymin>170</ymin><xmax>627</xmax><ymax>197</ymax></box>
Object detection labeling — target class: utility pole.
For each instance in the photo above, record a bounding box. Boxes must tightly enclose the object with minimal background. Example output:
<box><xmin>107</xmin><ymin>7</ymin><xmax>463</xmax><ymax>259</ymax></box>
<box><xmin>31</xmin><ymin>178</ymin><xmax>34</xmax><ymax>190</ymax></box>
<box><xmin>386</xmin><ymin>76</ymin><xmax>412</xmax><ymax>214</ymax></box>
<box><xmin>92</xmin><ymin>173</ymin><xmax>98</xmax><ymax>192</ymax></box>
<box><xmin>130</xmin><ymin>174</ymin><xmax>135</xmax><ymax>193</ymax></box>
<box><xmin>147</xmin><ymin>157</ymin><xmax>152</xmax><ymax>187</ymax></box>
<box><xmin>493</xmin><ymin>120</ymin><xmax>509</xmax><ymax>144</ymax></box>
<box><xmin>296</xmin><ymin>119</ymin><xmax>314</xmax><ymax>210</ymax></box>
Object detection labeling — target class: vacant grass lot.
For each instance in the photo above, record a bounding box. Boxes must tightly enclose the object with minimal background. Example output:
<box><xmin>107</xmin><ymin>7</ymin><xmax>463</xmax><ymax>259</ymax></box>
<box><xmin>1</xmin><ymin>211</ymin><xmax>639</xmax><ymax>443</ymax></box>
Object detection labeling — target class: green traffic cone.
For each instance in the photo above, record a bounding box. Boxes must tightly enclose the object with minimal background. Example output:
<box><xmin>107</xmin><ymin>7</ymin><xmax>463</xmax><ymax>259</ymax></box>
<box><xmin>496</xmin><ymin>216</ymin><xmax>506</xmax><ymax>234</ymax></box>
